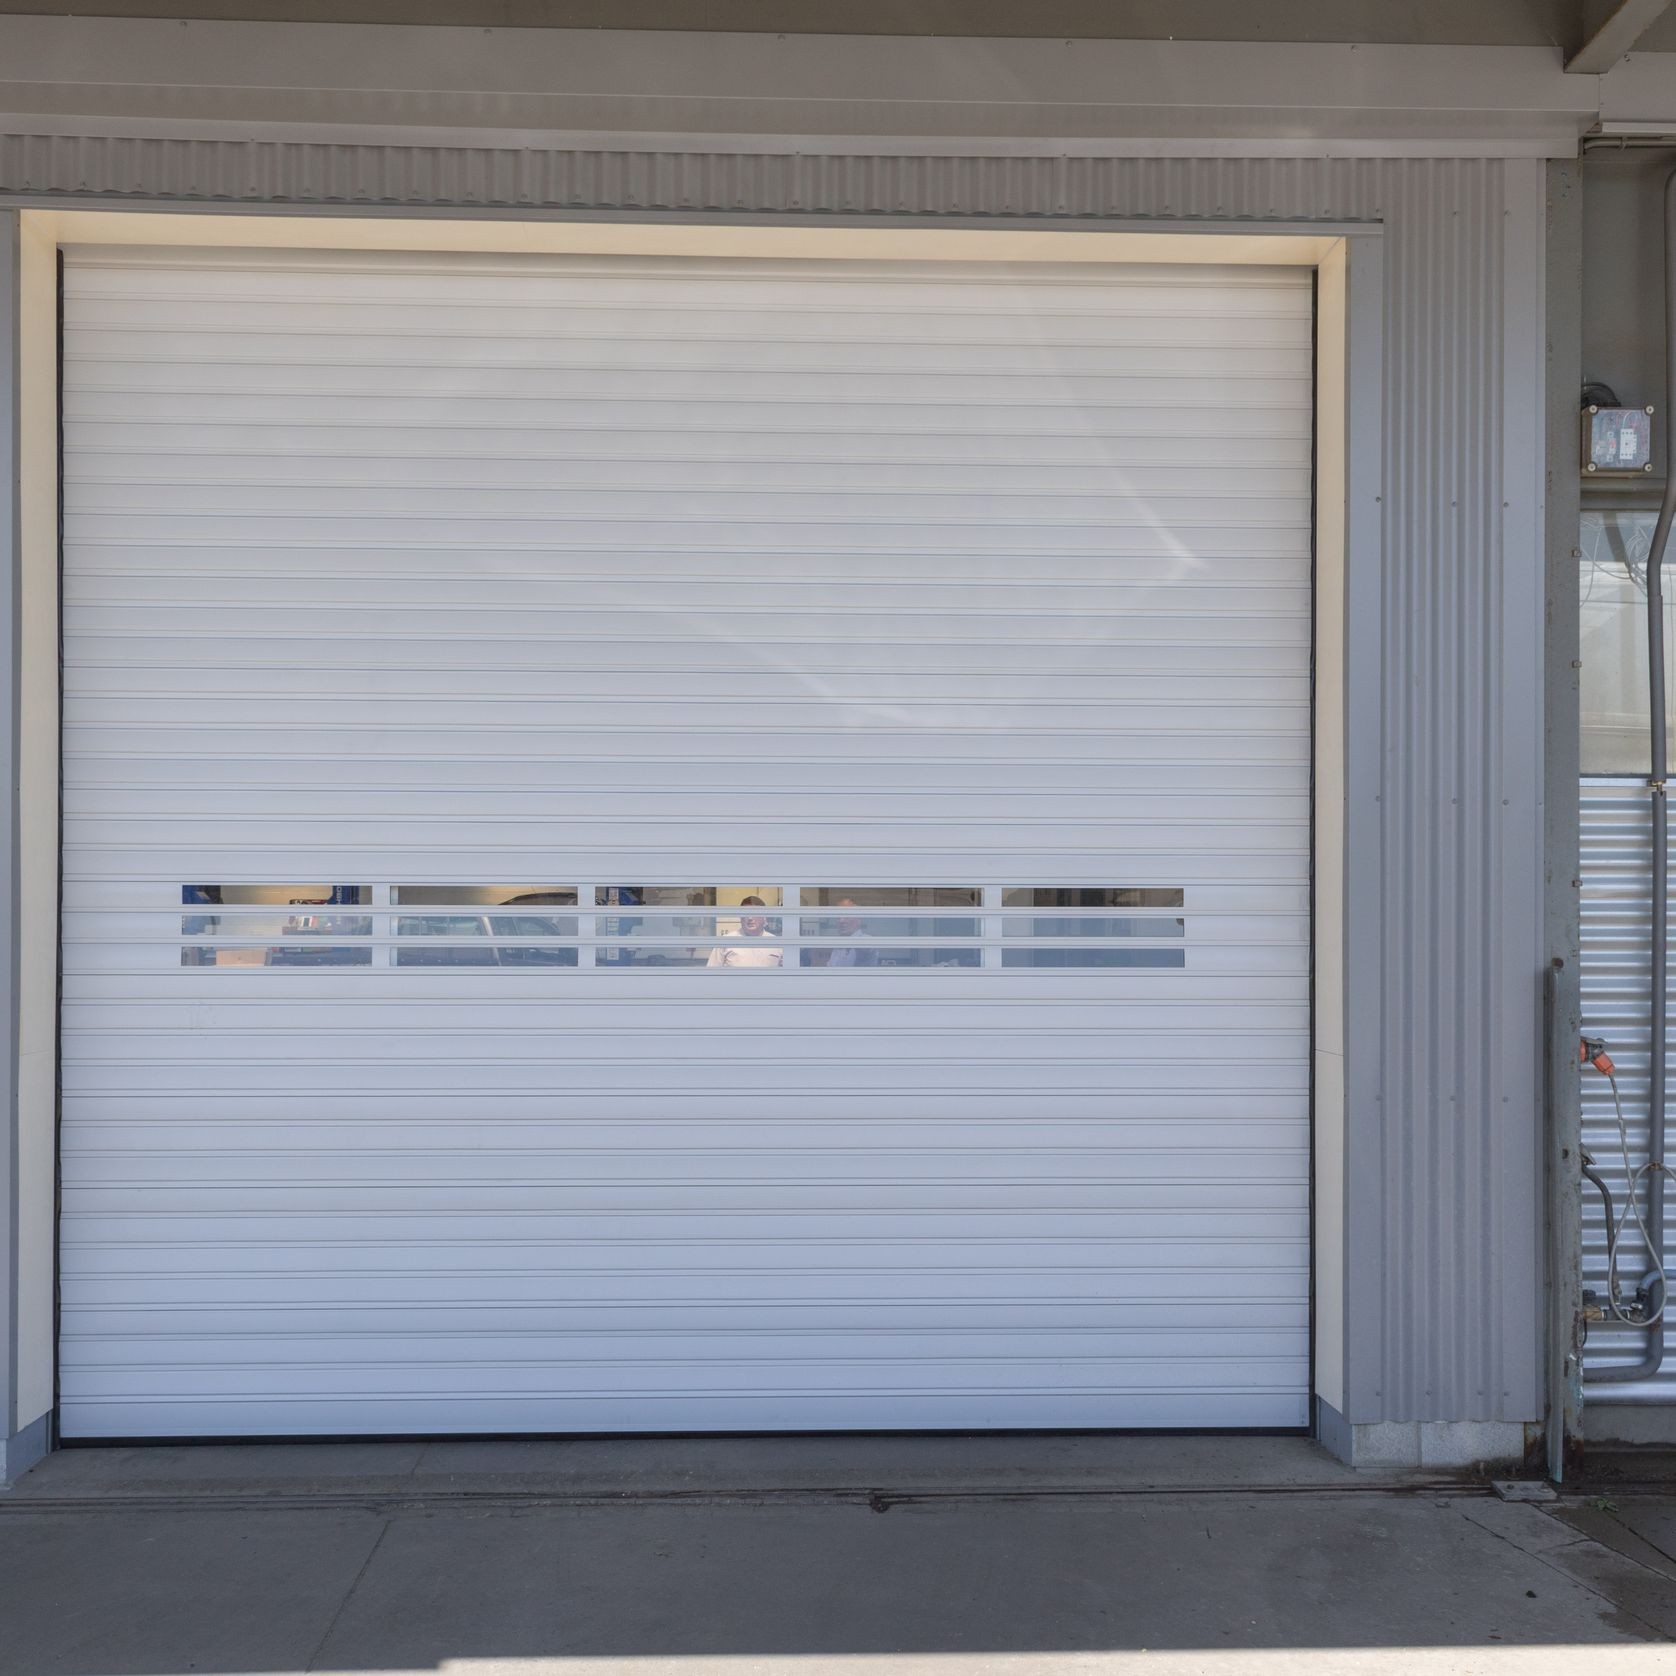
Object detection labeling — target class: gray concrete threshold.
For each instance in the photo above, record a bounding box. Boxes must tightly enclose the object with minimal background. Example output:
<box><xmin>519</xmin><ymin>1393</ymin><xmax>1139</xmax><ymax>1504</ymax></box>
<box><xmin>3</xmin><ymin>1433</ymin><xmax>1399</xmax><ymax>1507</ymax></box>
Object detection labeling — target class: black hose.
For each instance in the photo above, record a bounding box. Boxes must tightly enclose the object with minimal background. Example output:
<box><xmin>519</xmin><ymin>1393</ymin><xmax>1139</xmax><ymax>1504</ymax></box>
<box><xmin>1588</xmin><ymin>169</ymin><xmax>1676</xmax><ymax>1384</ymax></box>
<box><xmin>1582</xmin><ymin>1152</ymin><xmax>1619</xmax><ymax>1261</ymax></box>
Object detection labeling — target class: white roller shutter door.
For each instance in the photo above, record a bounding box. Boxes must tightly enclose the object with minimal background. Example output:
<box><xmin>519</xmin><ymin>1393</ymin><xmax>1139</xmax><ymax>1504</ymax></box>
<box><xmin>58</xmin><ymin>245</ymin><xmax>1312</xmax><ymax>1438</ymax></box>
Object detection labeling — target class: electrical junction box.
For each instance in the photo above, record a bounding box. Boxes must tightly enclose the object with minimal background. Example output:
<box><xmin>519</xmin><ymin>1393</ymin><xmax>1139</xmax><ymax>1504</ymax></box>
<box><xmin>1584</xmin><ymin>404</ymin><xmax>1655</xmax><ymax>474</ymax></box>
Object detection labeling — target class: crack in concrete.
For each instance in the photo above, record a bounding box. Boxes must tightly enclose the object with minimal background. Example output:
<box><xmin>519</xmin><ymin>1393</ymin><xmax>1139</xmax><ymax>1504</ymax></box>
<box><xmin>303</xmin><ymin>1514</ymin><xmax>390</xmax><ymax>1675</ymax></box>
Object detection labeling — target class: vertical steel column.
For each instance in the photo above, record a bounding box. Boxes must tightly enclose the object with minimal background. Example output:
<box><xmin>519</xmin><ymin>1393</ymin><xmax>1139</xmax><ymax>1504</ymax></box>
<box><xmin>1543</xmin><ymin>159</ymin><xmax>1583</xmax><ymax>1475</ymax></box>
<box><xmin>0</xmin><ymin>209</ymin><xmax>25</xmax><ymax>1482</ymax></box>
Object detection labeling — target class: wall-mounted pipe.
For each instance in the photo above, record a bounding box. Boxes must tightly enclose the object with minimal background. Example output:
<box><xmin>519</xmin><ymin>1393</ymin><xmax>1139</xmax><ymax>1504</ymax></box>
<box><xmin>1587</xmin><ymin>167</ymin><xmax>1676</xmax><ymax>1385</ymax></box>
<box><xmin>1583</xmin><ymin>1152</ymin><xmax>1619</xmax><ymax>1248</ymax></box>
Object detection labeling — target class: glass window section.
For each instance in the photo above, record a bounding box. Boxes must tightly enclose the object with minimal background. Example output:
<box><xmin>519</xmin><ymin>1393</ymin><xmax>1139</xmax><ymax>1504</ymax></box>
<box><xmin>180</xmin><ymin>886</ymin><xmax>373</xmax><ymax>949</ymax></box>
<box><xmin>182</xmin><ymin>885</ymin><xmax>373</xmax><ymax>906</ymax></box>
<box><xmin>1580</xmin><ymin>507</ymin><xmax>1675</xmax><ymax>775</ymax></box>
<box><xmin>1003</xmin><ymin>948</ymin><xmax>1187</xmax><ymax>969</ymax></box>
<box><xmin>392</xmin><ymin>885</ymin><xmax>577</xmax><ymax>906</ymax></box>
<box><xmin>596</xmin><ymin>889</ymin><xmax>783</xmax><ymax>967</ymax></box>
<box><xmin>600</xmin><ymin>887</ymin><xmax>783</xmax><ymax>909</ymax></box>
<box><xmin>592</xmin><ymin>912</ymin><xmax>782</xmax><ymax>938</ymax></box>
<box><xmin>183</xmin><ymin>913</ymin><xmax>374</xmax><ymax>937</ymax></box>
<box><xmin>491</xmin><ymin>914</ymin><xmax>581</xmax><ymax>939</ymax></box>
<box><xmin>396</xmin><ymin>914</ymin><xmax>492</xmax><ymax>937</ymax></box>
<box><xmin>800</xmin><ymin>946</ymin><xmax>982</xmax><ymax>969</ymax></box>
<box><xmin>182</xmin><ymin>945</ymin><xmax>373</xmax><ymax>968</ymax></box>
<box><xmin>599</xmin><ymin>945</ymin><xmax>772</xmax><ymax>969</ymax></box>
<box><xmin>1002</xmin><ymin>887</ymin><xmax>1184</xmax><ymax>909</ymax></box>
<box><xmin>800</xmin><ymin>915</ymin><xmax>979</xmax><ymax>938</ymax></box>
<box><xmin>172</xmin><ymin>882</ymin><xmax>1193</xmax><ymax>975</ymax></box>
<box><xmin>1003</xmin><ymin>916</ymin><xmax>1184</xmax><ymax>939</ymax></box>
<box><xmin>803</xmin><ymin>887</ymin><xmax>980</xmax><ymax>907</ymax></box>
<box><xmin>397</xmin><ymin>944</ymin><xmax>578</xmax><ymax>968</ymax></box>
<box><xmin>395</xmin><ymin>913</ymin><xmax>578</xmax><ymax>937</ymax></box>
<box><xmin>394</xmin><ymin>908</ymin><xmax>580</xmax><ymax>966</ymax></box>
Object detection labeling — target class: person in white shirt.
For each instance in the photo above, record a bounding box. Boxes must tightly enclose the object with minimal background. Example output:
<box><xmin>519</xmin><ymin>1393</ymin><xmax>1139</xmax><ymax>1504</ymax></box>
<box><xmin>706</xmin><ymin>896</ymin><xmax>783</xmax><ymax>968</ymax></box>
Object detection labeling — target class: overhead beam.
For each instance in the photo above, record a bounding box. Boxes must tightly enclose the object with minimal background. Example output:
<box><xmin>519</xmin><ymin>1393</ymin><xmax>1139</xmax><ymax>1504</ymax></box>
<box><xmin>1567</xmin><ymin>0</ymin><xmax>1672</xmax><ymax>73</ymax></box>
<box><xmin>0</xmin><ymin>19</ymin><xmax>1604</xmax><ymax>157</ymax></box>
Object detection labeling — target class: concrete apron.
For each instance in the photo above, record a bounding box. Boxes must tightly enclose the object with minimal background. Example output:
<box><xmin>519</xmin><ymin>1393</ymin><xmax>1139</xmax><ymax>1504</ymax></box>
<box><xmin>1</xmin><ymin>1436</ymin><xmax>1676</xmax><ymax>1671</ymax></box>
<box><xmin>1</xmin><ymin>1433</ymin><xmax>1406</xmax><ymax>1505</ymax></box>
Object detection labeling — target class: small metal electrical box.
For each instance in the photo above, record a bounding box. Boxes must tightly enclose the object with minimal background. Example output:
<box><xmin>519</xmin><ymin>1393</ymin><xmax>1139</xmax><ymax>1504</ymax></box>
<box><xmin>1583</xmin><ymin>404</ymin><xmax>1656</xmax><ymax>474</ymax></box>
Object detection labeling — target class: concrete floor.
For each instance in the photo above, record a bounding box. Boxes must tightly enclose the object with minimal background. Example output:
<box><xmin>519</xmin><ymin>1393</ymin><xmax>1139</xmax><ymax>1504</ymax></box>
<box><xmin>4</xmin><ymin>1437</ymin><xmax>1676</xmax><ymax>1675</ymax></box>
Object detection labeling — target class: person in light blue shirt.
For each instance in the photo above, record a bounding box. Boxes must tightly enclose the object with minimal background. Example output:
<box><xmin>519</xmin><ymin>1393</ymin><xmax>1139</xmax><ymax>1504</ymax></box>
<box><xmin>823</xmin><ymin>899</ymin><xmax>878</xmax><ymax>968</ymax></box>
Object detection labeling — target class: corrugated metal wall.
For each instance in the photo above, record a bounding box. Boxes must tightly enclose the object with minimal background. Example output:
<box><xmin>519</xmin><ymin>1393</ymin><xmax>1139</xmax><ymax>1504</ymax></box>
<box><xmin>1393</xmin><ymin>158</ymin><xmax>1541</xmax><ymax>1431</ymax></box>
<box><xmin>1579</xmin><ymin>781</ymin><xmax>1673</xmax><ymax>1398</ymax></box>
<box><xmin>0</xmin><ymin>136</ymin><xmax>1512</xmax><ymax>224</ymax></box>
<box><xmin>0</xmin><ymin>142</ymin><xmax>1549</xmax><ymax>1428</ymax></box>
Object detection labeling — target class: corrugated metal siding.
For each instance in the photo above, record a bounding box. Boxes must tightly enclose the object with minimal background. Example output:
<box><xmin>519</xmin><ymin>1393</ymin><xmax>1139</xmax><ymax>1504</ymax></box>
<box><xmin>1381</xmin><ymin>159</ymin><xmax>1542</xmax><ymax>1429</ymax></box>
<box><xmin>0</xmin><ymin>142</ymin><xmax>1548</xmax><ymax>1427</ymax></box>
<box><xmin>1579</xmin><ymin>780</ymin><xmax>1673</xmax><ymax>1397</ymax></box>
<box><xmin>6</xmin><ymin>137</ymin><xmax>1417</xmax><ymax>221</ymax></box>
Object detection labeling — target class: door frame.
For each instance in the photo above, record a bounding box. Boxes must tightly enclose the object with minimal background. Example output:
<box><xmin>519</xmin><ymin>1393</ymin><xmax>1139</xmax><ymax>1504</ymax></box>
<box><xmin>10</xmin><ymin>207</ymin><xmax>1370</xmax><ymax>1445</ymax></box>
